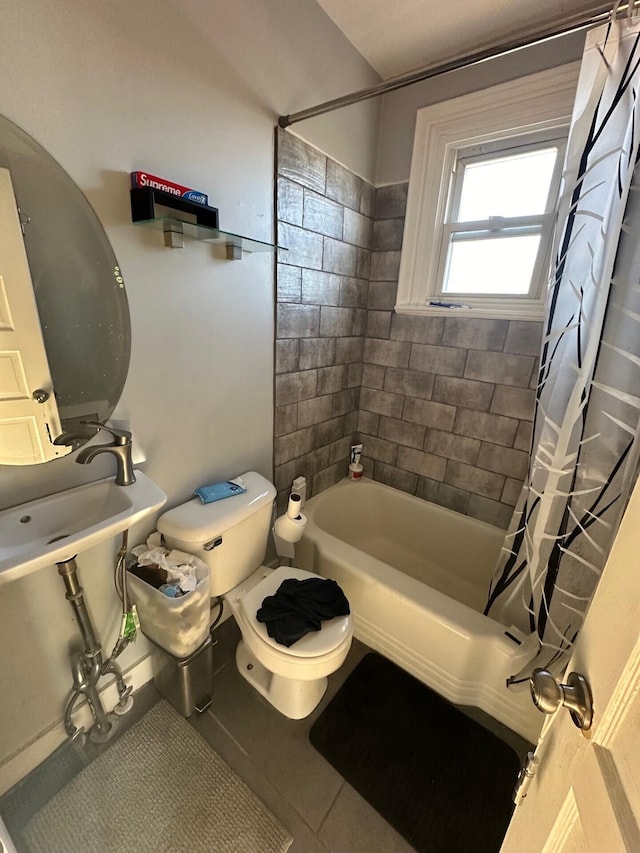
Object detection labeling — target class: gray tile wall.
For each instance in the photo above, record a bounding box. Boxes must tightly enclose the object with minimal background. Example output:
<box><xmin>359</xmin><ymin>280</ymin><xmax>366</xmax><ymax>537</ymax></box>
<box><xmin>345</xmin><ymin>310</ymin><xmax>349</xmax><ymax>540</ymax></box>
<box><xmin>275</xmin><ymin>130</ymin><xmax>373</xmax><ymax>512</ymax></box>
<box><xmin>358</xmin><ymin>183</ymin><xmax>543</xmax><ymax>528</ymax></box>
<box><xmin>274</xmin><ymin>137</ymin><xmax>543</xmax><ymax>530</ymax></box>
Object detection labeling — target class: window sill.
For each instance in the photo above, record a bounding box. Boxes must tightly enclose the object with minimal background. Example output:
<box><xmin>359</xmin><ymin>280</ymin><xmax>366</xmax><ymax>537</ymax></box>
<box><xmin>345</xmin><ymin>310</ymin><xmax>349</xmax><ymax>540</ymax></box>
<box><xmin>394</xmin><ymin>302</ymin><xmax>546</xmax><ymax>322</ymax></box>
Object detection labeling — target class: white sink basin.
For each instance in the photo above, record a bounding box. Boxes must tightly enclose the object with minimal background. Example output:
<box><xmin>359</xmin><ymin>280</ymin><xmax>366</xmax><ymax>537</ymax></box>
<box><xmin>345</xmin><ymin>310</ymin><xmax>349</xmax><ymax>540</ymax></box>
<box><xmin>0</xmin><ymin>471</ymin><xmax>166</xmax><ymax>584</ymax></box>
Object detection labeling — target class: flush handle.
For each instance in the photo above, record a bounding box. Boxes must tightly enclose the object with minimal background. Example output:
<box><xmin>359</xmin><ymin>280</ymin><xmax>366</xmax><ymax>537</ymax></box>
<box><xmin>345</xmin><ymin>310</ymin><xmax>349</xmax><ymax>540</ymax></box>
<box><xmin>203</xmin><ymin>536</ymin><xmax>223</xmax><ymax>552</ymax></box>
<box><xmin>530</xmin><ymin>668</ymin><xmax>594</xmax><ymax>731</ymax></box>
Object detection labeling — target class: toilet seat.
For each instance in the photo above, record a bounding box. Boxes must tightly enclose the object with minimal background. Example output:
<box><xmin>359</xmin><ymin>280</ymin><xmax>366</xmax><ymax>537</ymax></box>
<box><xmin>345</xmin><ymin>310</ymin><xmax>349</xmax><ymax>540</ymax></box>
<box><xmin>241</xmin><ymin>566</ymin><xmax>351</xmax><ymax>658</ymax></box>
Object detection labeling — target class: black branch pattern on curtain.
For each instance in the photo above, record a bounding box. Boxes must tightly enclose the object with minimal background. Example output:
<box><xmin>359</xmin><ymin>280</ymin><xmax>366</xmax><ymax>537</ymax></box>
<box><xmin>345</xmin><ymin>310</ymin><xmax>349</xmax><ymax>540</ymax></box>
<box><xmin>485</xmin><ymin>22</ymin><xmax>640</xmax><ymax>681</ymax></box>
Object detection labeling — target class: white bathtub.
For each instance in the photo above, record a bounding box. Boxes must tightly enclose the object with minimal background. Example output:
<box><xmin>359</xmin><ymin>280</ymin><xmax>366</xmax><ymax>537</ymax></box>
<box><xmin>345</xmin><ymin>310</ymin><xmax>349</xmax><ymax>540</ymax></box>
<box><xmin>295</xmin><ymin>477</ymin><xmax>542</xmax><ymax>742</ymax></box>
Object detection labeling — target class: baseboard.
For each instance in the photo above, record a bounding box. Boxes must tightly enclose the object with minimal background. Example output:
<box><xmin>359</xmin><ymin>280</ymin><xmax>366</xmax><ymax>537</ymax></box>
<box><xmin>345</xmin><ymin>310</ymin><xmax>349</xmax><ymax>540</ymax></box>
<box><xmin>0</xmin><ymin>654</ymin><xmax>154</xmax><ymax>797</ymax></box>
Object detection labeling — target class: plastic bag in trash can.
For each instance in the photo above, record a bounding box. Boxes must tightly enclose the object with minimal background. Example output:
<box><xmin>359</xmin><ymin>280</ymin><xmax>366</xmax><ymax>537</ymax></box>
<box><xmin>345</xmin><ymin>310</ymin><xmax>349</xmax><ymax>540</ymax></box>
<box><xmin>127</xmin><ymin>532</ymin><xmax>211</xmax><ymax>658</ymax></box>
<box><xmin>132</xmin><ymin>531</ymin><xmax>207</xmax><ymax>594</ymax></box>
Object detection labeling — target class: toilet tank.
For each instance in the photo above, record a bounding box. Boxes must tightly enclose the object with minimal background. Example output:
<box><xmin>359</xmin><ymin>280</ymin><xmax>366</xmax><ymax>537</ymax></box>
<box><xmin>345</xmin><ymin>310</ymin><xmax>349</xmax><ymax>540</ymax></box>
<box><xmin>157</xmin><ymin>471</ymin><xmax>276</xmax><ymax>596</ymax></box>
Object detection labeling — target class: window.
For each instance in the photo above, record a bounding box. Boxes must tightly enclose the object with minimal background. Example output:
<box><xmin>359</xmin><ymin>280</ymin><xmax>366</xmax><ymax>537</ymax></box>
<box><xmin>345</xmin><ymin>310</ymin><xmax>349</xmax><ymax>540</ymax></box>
<box><xmin>439</xmin><ymin>133</ymin><xmax>565</xmax><ymax>298</ymax></box>
<box><xmin>396</xmin><ymin>65</ymin><xmax>580</xmax><ymax>319</ymax></box>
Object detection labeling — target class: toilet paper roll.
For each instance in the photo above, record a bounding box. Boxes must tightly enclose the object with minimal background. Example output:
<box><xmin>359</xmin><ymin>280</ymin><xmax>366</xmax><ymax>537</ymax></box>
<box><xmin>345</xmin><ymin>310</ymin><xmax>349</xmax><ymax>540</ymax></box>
<box><xmin>287</xmin><ymin>492</ymin><xmax>302</xmax><ymax>519</ymax></box>
<box><xmin>274</xmin><ymin>511</ymin><xmax>307</xmax><ymax>544</ymax></box>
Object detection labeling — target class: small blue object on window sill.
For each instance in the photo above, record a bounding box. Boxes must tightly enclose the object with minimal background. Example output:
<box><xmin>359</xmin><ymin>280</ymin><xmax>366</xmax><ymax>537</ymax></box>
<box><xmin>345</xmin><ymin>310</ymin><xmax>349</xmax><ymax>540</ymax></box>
<box><xmin>194</xmin><ymin>477</ymin><xmax>246</xmax><ymax>504</ymax></box>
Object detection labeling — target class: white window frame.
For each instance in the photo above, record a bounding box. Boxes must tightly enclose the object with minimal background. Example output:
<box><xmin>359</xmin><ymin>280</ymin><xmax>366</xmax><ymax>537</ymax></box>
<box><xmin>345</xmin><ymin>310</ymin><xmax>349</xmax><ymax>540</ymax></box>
<box><xmin>396</xmin><ymin>64</ymin><xmax>580</xmax><ymax>320</ymax></box>
<box><xmin>438</xmin><ymin>132</ymin><xmax>566</xmax><ymax>301</ymax></box>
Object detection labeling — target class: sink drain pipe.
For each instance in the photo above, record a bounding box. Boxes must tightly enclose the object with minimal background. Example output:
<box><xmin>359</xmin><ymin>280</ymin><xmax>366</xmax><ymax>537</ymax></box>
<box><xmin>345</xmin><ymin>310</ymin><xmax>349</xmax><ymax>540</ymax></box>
<box><xmin>57</xmin><ymin>555</ymin><xmax>131</xmax><ymax>746</ymax></box>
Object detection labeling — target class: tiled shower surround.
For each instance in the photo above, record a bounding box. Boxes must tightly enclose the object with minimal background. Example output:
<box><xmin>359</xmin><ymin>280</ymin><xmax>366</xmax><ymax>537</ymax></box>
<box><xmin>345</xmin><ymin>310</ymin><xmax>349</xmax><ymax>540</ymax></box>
<box><xmin>275</xmin><ymin>130</ymin><xmax>543</xmax><ymax>528</ymax></box>
<box><xmin>274</xmin><ymin>129</ymin><xmax>372</xmax><ymax>513</ymax></box>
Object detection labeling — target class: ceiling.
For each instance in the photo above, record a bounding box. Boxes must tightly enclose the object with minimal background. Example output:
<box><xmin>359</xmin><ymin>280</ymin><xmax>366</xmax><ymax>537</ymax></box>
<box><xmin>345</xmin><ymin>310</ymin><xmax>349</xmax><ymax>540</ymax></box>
<box><xmin>316</xmin><ymin>0</ymin><xmax>614</xmax><ymax>79</ymax></box>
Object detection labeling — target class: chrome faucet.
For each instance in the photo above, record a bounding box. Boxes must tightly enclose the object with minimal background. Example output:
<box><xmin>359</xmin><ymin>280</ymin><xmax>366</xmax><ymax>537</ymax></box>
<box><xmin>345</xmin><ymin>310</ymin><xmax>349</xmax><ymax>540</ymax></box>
<box><xmin>75</xmin><ymin>422</ymin><xmax>136</xmax><ymax>486</ymax></box>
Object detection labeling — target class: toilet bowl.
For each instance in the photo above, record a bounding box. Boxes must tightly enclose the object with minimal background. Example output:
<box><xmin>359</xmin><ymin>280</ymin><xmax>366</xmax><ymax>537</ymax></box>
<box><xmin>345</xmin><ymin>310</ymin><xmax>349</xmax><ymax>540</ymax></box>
<box><xmin>228</xmin><ymin>566</ymin><xmax>352</xmax><ymax>718</ymax></box>
<box><xmin>157</xmin><ymin>472</ymin><xmax>352</xmax><ymax>718</ymax></box>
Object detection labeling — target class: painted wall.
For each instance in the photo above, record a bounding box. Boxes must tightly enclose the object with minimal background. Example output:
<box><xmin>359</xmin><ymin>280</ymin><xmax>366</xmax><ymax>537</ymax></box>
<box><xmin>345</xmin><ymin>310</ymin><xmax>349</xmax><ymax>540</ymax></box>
<box><xmin>0</xmin><ymin>0</ymin><xmax>379</xmax><ymax>780</ymax></box>
<box><xmin>375</xmin><ymin>30</ymin><xmax>587</xmax><ymax>184</ymax></box>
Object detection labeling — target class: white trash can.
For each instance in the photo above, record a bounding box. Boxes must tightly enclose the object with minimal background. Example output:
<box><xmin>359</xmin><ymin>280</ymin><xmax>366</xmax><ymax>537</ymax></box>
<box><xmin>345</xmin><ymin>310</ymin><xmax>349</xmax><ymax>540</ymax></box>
<box><xmin>127</xmin><ymin>562</ymin><xmax>211</xmax><ymax>659</ymax></box>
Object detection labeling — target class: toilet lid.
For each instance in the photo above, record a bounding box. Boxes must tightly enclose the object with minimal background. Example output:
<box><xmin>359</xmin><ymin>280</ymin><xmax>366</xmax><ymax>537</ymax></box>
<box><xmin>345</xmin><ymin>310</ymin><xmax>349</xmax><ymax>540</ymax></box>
<box><xmin>241</xmin><ymin>566</ymin><xmax>351</xmax><ymax>658</ymax></box>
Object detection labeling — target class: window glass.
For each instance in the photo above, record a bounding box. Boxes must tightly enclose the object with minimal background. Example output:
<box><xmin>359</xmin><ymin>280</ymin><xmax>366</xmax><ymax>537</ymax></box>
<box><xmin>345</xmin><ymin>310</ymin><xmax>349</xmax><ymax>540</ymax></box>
<box><xmin>456</xmin><ymin>147</ymin><xmax>558</xmax><ymax>222</ymax></box>
<box><xmin>440</xmin><ymin>140</ymin><xmax>562</xmax><ymax>297</ymax></box>
<box><xmin>443</xmin><ymin>235</ymin><xmax>541</xmax><ymax>294</ymax></box>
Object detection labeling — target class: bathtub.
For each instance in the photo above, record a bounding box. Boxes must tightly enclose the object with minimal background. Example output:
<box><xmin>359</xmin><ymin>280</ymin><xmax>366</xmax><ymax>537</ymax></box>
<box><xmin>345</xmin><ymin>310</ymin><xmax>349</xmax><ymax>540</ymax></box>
<box><xmin>295</xmin><ymin>477</ymin><xmax>542</xmax><ymax>742</ymax></box>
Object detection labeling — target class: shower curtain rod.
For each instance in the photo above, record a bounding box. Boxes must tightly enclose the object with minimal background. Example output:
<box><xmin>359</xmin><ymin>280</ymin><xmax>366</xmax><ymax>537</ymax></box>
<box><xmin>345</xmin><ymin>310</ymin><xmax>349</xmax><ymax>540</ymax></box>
<box><xmin>278</xmin><ymin>6</ymin><xmax>615</xmax><ymax>128</ymax></box>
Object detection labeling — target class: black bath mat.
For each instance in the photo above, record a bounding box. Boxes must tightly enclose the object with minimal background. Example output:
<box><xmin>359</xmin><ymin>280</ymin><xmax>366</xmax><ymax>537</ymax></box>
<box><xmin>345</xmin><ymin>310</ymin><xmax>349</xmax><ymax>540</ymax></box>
<box><xmin>310</xmin><ymin>653</ymin><xmax>520</xmax><ymax>853</ymax></box>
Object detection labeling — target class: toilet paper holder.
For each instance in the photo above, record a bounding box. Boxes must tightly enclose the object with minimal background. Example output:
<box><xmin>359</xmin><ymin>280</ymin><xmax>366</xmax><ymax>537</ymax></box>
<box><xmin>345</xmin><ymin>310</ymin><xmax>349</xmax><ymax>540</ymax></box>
<box><xmin>273</xmin><ymin>492</ymin><xmax>307</xmax><ymax>562</ymax></box>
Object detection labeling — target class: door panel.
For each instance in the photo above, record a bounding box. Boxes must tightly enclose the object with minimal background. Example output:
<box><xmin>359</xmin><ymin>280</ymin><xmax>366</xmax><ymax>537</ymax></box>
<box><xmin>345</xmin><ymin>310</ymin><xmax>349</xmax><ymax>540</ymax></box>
<box><xmin>501</xmin><ymin>478</ymin><xmax>640</xmax><ymax>852</ymax></box>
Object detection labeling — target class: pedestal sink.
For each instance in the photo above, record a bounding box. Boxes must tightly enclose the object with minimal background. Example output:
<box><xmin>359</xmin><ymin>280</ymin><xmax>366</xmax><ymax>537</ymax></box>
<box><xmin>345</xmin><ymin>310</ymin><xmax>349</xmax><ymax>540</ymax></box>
<box><xmin>0</xmin><ymin>471</ymin><xmax>167</xmax><ymax>584</ymax></box>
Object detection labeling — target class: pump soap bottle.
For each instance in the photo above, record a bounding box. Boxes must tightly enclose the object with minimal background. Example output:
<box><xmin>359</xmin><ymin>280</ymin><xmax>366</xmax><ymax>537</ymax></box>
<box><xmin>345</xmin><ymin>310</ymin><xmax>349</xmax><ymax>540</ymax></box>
<box><xmin>348</xmin><ymin>444</ymin><xmax>363</xmax><ymax>480</ymax></box>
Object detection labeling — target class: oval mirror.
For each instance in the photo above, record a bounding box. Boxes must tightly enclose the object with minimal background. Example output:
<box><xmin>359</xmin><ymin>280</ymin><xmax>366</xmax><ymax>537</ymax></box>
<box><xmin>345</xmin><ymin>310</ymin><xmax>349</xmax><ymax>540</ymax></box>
<box><xmin>0</xmin><ymin>115</ymin><xmax>130</xmax><ymax>465</ymax></box>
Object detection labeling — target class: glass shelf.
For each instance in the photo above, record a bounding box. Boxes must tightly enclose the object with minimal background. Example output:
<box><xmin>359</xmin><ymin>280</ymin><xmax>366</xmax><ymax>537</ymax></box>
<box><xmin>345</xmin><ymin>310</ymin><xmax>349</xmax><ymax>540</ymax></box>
<box><xmin>134</xmin><ymin>217</ymin><xmax>281</xmax><ymax>257</ymax></box>
<box><xmin>129</xmin><ymin>186</ymin><xmax>283</xmax><ymax>258</ymax></box>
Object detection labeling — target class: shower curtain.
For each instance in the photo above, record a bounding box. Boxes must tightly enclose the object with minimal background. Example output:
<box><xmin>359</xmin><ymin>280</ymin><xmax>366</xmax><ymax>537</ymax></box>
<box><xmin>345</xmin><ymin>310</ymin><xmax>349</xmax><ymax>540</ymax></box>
<box><xmin>485</xmin><ymin>11</ymin><xmax>640</xmax><ymax>684</ymax></box>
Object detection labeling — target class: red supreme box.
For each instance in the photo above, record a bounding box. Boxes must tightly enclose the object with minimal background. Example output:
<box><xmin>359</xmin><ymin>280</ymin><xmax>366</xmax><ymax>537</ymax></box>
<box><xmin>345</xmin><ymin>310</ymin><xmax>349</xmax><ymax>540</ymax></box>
<box><xmin>131</xmin><ymin>171</ymin><xmax>208</xmax><ymax>205</ymax></box>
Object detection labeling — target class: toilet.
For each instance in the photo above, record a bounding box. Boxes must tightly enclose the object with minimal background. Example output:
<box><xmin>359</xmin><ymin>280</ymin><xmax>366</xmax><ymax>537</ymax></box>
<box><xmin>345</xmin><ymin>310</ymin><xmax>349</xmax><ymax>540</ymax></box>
<box><xmin>157</xmin><ymin>471</ymin><xmax>353</xmax><ymax>719</ymax></box>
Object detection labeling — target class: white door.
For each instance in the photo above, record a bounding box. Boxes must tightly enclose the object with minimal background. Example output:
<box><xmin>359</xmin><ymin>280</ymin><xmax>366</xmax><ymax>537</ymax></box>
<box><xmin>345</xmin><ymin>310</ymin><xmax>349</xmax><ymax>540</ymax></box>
<box><xmin>500</xmin><ymin>475</ymin><xmax>640</xmax><ymax>852</ymax></box>
<box><xmin>0</xmin><ymin>167</ymin><xmax>69</xmax><ymax>464</ymax></box>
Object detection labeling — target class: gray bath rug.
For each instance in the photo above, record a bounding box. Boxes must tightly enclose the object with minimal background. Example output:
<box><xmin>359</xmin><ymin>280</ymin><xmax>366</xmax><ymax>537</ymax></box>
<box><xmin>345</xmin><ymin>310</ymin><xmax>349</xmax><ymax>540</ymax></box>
<box><xmin>21</xmin><ymin>700</ymin><xmax>292</xmax><ymax>853</ymax></box>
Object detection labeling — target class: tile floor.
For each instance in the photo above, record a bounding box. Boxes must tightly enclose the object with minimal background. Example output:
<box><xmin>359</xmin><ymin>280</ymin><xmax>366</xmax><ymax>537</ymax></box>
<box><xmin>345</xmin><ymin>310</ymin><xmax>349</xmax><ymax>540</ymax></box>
<box><xmin>188</xmin><ymin>617</ymin><xmax>417</xmax><ymax>853</ymax></box>
<box><xmin>1</xmin><ymin>615</ymin><xmax>528</xmax><ymax>852</ymax></box>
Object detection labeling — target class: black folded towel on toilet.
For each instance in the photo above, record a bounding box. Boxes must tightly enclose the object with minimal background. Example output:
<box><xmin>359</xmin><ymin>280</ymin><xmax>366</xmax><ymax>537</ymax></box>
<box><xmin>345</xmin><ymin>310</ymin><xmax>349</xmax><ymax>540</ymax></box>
<box><xmin>256</xmin><ymin>577</ymin><xmax>350</xmax><ymax>647</ymax></box>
